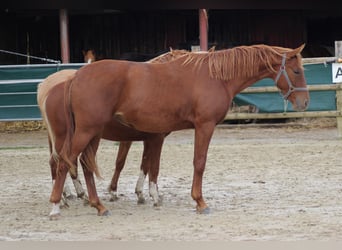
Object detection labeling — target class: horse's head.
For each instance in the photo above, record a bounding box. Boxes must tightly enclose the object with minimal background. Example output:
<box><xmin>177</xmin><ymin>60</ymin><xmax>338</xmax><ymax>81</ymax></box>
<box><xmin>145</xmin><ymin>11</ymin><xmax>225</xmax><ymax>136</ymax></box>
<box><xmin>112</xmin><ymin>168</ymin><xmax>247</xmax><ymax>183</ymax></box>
<box><xmin>83</xmin><ymin>49</ymin><xmax>96</xmax><ymax>64</ymax></box>
<box><xmin>274</xmin><ymin>44</ymin><xmax>309</xmax><ymax>111</ymax></box>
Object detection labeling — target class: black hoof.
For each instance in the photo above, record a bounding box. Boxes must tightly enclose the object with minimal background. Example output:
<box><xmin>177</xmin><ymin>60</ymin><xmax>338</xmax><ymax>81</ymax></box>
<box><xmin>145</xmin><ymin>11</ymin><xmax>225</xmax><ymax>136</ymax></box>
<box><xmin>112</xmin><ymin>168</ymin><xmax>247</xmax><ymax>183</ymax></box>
<box><xmin>109</xmin><ymin>195</ymin><xmax>119</xmax><ymax>202</ymax></box>
<box><xmin>137</xmin><ymin>197</ymin><xmax>146</xmax><ymax>205</ymax></box>
<box><xmin>153</xmin><ymin>198</ymin><xmax>163</xmax><ymax>207</ymax></box>
<box><xmin>99</xmin><ymin>210</ymin><xmax>111</xmax><ymax>216</ymax></box>
<box><xmin>197</xmin><ymin>207</ymin><xmax>210</xmax><ymax>214</ymax></box>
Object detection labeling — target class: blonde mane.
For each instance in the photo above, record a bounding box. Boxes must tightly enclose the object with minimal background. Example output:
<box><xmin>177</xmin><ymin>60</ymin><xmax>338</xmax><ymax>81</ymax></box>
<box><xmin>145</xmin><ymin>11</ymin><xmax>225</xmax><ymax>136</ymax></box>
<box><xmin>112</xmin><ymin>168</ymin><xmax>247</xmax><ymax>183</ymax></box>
<box><xmin>182</xmin><ymin>44</ymin><xmax>302</xmax><ymax>81</ymax></box>
<box><xmin>148</xmin><ymin>49</ymin><xmax>189</xmax><ymax>63</ymax></box>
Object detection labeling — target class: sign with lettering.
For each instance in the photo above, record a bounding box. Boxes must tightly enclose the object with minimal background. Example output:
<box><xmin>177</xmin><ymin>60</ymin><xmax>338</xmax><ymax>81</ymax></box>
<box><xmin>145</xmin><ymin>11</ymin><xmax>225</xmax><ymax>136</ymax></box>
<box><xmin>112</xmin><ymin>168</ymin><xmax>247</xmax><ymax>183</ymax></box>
<box><xmin>332</xmin><ymin>63</ymin><xmax>342</xmax><ymax>83</ymax></box>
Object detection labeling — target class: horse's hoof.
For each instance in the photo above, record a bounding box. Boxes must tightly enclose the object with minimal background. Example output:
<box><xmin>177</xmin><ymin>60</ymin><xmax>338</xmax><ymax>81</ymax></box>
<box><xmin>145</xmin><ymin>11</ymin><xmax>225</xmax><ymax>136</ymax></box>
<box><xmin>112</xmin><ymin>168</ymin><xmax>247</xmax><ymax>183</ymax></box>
<box><xmin>77</xmin><ymin>192</ymin><xmax>86</xmax><ymax>199</ymax></box>
<box><xmin>137</xmin><ymin>197</ymin><xmax>146</xmax><ymax>205</ymax></box>
<box><xmin>60</xmin><ymin>202</ymin><xmax>69</xmax><ymax>209</ymax></box>
<box><xmin>49</xmin><ymin>213</ymin><xmax>61</xmax><ymax>220</ymax></box>
<box><xmin>98</xmin><ymin>210</ymin><xmax>111</xmax><ymax>216</ymax></box>
<box><xmin>65</xmin><ymin>194</ymin><xmax>77</xmax><ymax>200</ymax></box>
<box><xmin>153</xmin><ymin>197</ymin><xmax>163</xmax><ymax>207</ymax></box>
<box><xmin>196</xmin><ymin>206</ymin><xmax>210</xmax><ymax>215</ymax></box>
<box><xmin>83</xmin><ymin>198</ymin><xmax>90</xmax><ymax>206</ymax></box>
<box><xmin>109</xmin><ymin>195</ymin><xmax>119</xmax><ymax>202</ymax></box>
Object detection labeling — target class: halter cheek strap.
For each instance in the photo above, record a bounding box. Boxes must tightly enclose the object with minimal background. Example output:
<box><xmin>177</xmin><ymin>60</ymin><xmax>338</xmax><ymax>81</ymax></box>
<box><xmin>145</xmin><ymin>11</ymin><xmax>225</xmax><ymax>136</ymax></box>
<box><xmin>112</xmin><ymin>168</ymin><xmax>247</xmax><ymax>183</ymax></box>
<box><xmin>275</xmin><ymin>53</ymin><xmax>308</xmax><ymax>100</ymax></box>
<box><xmin>275</xmin><ymin>53</ymin><xmax>308</xmax><ymax>112</ymax></box>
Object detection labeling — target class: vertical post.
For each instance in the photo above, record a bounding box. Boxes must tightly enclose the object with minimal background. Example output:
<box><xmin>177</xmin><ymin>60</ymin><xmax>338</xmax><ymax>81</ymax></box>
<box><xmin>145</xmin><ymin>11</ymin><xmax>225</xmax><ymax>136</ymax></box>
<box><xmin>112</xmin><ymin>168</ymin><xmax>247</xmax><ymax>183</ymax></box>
<box><xmin>199</xmin><ymin>9</ymin><xmax>208</xmax><ymax>51</ymax></box>
<box><xmin>59</xmin><ymin>9</ymin><xmax>70</xmax><ymax>63</ymax></box>
<box><xmin>335</xmin><ymin>41</ymin><xmax>342</xmax><ymax>138</ymax></box>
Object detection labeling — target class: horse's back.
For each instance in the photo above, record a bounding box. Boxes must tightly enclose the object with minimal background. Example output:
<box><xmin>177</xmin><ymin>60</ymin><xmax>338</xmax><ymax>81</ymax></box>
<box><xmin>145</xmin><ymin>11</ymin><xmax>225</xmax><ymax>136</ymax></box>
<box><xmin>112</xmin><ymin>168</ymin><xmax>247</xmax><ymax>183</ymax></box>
<box><xmin>69</xmin><ymin>59</ymin><xmax>205</xmax><ymax>132</ymax></box>
<box><xmin>37</xmin><ymin>69</ymin><xmax>77</xmax><ymax>107</ymax></box>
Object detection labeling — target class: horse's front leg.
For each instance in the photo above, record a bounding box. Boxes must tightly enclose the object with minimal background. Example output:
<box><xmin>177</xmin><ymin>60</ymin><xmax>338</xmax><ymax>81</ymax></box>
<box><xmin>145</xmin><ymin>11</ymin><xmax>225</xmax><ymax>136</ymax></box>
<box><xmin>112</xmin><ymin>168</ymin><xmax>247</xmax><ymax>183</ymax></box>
<box><xmin>192</xmin><ymin>122</ymin><xmax>215</xmax><ymax>214</ymax></box>
<box><xmin>108</xmin><ymin>141</ymin><xmax>132</xmax><ymax>201</ymax></box>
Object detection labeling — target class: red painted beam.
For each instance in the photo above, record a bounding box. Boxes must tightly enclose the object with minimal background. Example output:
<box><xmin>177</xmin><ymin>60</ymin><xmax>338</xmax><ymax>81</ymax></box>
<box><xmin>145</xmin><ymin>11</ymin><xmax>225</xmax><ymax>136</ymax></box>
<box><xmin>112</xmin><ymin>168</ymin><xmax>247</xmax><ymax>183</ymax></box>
<box><xmin>59</xmin><ymin>9</ymin><xmax>70</xmax><ymax>63</ymax></box>
<box><xmin>199</xmin><ymin>9</ymin><xmax>208</xmax><ymax>51</ymax></box>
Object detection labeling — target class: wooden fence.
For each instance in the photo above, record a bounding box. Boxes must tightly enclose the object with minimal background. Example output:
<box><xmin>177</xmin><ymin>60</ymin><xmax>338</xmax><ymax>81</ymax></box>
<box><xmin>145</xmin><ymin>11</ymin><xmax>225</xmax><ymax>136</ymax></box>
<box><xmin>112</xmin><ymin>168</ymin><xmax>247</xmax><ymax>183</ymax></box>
<box><xmin>224</xmin><ymin>54</ymin><xmax>342</xmax><ymax>137</ymax></box>
<box><xmin>1</xmin><ymin>42</ymin><xmax>342</xmax><ymax>137</ymax></box>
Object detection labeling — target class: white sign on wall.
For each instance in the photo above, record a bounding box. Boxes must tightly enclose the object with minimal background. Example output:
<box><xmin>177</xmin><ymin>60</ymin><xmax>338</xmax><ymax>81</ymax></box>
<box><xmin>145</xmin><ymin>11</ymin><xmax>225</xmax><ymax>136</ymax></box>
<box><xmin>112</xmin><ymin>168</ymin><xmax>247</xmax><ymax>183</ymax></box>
<box><xmin>191</xmin><ymin>45</ymin><xmax>200</xmax><ymax>52</ymax></box>
<box><xmin>332</xmin><ymin>63</ymin><xmax>342</xmax><ymax>83</ymax></box>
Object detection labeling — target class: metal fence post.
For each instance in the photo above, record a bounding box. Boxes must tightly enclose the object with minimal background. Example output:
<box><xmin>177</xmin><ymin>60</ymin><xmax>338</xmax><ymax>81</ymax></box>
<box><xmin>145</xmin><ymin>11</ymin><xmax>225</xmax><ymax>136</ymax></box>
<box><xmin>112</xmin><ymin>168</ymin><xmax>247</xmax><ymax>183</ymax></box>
<box><xmin>335</xmin><ymin>41</ymin><xmax>342</xmax><ymax>138</ymax></box>
<box><xmin>335</xmin><ymin>84</ymin><xmax>342</xmax><ymax>138</ymax></box>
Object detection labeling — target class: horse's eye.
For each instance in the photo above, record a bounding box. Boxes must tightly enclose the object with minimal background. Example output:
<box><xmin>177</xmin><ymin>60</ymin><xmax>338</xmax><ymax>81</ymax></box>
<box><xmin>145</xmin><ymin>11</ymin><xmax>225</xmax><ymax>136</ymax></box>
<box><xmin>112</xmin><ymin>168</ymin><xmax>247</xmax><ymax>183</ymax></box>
<box><xmin>293</xmin><ymin>69</ymin><xmax>300</xmax><ymax>75</ymax></box>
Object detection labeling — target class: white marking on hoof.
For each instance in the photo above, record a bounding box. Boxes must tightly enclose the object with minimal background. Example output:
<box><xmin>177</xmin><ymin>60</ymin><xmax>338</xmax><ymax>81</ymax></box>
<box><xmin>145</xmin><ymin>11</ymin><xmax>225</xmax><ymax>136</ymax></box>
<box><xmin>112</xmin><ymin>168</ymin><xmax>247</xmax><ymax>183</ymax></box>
<box><xmin>60</xmin><ymin>196</ymin><xmax>69</xmax><ymax>209</ymax></box>
<box><xmin>49</xmin><ymin>203</ymin><xmax>61</xmax><ymax>219</ymax></box>
<box><xmin>109</xmin><ymin>191</ymin><xmax>119</xmax><ymax>202</ymax></box>
<box><xmin>63</xmin><ymin>183</ymin><xmax>73</xmax><ymax>199</ymax></box>
<box><xmin>149</xmin><ymin>182</ymin><xmax>161</xmax><ymax>206</ymax></box>
<box><xmin>72</xmin><ymin>178</ymin><xmax>86</xmax><ymax>199</ymax></box>
<box><xmin>135</xmin><ymin>170</ymin><xmax>146</xmax><ymax>203</ymax></box>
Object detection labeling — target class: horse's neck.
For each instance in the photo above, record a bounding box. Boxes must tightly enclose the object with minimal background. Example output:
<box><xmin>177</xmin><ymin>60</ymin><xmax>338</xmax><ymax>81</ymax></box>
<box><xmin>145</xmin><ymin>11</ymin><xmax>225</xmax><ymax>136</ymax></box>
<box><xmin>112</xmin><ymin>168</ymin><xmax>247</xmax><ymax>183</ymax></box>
<box><xmin>225</xmin><ymin>69</ymin><xmax>273</xmax><ymax>97</ymax></box>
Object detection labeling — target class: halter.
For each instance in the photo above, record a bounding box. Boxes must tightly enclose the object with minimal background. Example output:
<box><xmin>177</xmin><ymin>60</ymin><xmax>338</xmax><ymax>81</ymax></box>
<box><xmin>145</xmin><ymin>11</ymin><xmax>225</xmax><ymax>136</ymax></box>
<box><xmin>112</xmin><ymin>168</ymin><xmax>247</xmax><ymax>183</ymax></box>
<box><xmin>274</xmin><ymin>53</ymin><xmax>308</xmax><ymax>112</ymax></box>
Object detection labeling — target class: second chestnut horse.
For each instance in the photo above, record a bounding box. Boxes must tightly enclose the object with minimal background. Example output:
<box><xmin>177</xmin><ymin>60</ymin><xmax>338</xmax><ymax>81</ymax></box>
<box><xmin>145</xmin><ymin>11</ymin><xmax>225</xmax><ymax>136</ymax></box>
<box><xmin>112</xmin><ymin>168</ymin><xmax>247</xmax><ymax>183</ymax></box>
<box><xmin>38</xmin><ymin>49</ymin><xmax>189</xmax><ymax>218</ymax></box>
<box><xmin>53</xmin><ymin>44</ymin><xmax>309</xmax><ymax>217</ymax></box>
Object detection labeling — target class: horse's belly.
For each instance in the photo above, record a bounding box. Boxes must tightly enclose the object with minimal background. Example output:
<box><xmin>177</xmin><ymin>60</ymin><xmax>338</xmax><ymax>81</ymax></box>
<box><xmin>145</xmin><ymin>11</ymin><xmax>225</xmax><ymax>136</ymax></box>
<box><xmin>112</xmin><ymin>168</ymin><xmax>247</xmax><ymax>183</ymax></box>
<box><xmin>113</xmin><ymin>111</ymin><xmax>192</xmax><ymax>133</ymax></box>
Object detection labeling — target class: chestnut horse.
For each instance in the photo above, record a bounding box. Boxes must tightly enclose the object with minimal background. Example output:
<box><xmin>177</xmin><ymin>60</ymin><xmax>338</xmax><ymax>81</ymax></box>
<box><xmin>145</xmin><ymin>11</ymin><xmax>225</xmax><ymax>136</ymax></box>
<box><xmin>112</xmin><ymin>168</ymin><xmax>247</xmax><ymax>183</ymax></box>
<box><xmin>53</xmin><ymin>44</ymin><xmax>309</xmax><ymax>217</ymax></box>
<box><xmin>82</xmin><ymin>49</ymin><xmax>96</xmax><ymax>63</ymax></box>
<box><xmin>38</xmin><ymin>49</ymin><xmax>189</xmax><ymax>218</ymax></box>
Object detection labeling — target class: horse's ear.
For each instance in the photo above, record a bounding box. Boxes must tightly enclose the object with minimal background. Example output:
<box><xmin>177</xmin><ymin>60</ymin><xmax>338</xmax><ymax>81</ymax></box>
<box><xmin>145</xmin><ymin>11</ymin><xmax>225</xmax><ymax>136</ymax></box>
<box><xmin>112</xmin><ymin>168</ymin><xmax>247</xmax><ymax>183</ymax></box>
<box><xmin>208</xmin><ymin>46</ymin><xmax>216</xmax><ymax>52</ymax></box>
<box><xmin>297</xmin><ymin>44</ymin><xmax>306</xmax><ymax>53</ymax></box>
<box><xmin>289</xmin><ymin>44</ymin><xmax>306</xmax><ymax>57</ymax></box>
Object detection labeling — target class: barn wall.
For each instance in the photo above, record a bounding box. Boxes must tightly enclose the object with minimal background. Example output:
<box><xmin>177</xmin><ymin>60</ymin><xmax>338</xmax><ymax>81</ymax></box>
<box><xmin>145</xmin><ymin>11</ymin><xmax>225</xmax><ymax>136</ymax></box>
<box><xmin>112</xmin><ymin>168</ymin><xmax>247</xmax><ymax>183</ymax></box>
<box><xmin>68</xmin><ymin>11</ymin><xmax>197</xmax><ymax>62</ymax></box>
<box><xmin>208</xmin><ymin>10</ymin><xmax>306</xmax><ymax>49</ymax></box>
<box><xmin>1</xmin><ymin>9</ymin><xmax>341</xmax><ymax>65</ymax></box>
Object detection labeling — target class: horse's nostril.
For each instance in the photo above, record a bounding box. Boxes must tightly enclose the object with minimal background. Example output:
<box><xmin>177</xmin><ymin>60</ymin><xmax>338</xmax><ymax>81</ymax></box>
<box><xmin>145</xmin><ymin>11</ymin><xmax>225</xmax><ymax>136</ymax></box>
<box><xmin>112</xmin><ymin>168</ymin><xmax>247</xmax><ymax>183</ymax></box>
<box><xmin>304</xmin><ymin>99</ymin><xmax>309</xmax><ymax>108</ymax></box>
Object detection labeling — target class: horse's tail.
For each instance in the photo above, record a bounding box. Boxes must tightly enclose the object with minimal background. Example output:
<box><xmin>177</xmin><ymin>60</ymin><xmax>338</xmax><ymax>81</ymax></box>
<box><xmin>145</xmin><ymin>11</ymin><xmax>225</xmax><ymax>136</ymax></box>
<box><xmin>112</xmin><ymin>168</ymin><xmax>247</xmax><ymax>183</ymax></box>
<box><xmin>36</xmin><ymin>80</ymin><xmax>59</xmax><ymax>163</ymax></box>
<box><xmin>37</xmin><ymin>70</ymin><xmax>78</xmax><ymax>165</ymax></box>
<box><xmin>80</xmin><ymin>137</ymin><xmax>102</xmax><ymax>179</ymax></box>
<box><xmin>59</xmin><ymin>75</ymin><xmax>102</xmax><ymax>178</ymax></box>
<box><xmin>59</xmin><ymin>77</ymin><xmax>77</xmax><ymax>177</ymax></box>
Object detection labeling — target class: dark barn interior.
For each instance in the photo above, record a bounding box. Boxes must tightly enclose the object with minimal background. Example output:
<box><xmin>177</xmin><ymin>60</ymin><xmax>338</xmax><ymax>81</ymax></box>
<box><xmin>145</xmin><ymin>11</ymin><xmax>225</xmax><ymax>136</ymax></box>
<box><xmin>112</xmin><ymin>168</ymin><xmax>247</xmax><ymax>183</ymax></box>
<box><xmin>1</xmin><ymin>9</ymin><xmax>341</xmax><ymax>64</ymax></box>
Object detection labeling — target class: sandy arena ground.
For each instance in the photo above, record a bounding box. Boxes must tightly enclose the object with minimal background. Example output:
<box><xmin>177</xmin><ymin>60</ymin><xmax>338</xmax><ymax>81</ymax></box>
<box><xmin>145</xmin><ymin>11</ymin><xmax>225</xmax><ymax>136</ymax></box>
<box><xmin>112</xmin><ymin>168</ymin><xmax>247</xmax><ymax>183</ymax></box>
<box><xmin>0</xmin><ymin>120</ymin><xmax>342</xmax><ymax>241</ymax></box>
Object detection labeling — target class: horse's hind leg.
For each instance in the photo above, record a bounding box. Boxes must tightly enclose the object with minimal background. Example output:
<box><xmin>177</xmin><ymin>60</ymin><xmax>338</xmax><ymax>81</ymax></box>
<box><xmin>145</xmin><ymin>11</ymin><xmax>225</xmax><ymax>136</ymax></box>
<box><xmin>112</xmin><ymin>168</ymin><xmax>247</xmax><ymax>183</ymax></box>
<box><xmin>49</xmin><ymin>160</ymin><xmax>69</xmax><ymax>219</ymax></box>
<box><xmin>51</xmin><ymin>134</ymin><xmax>87</xmax><ymax>206</ymax></box>
<box><xmin>69</xmin><ymin>169</ymin><xmax>89</xmax><ymax>206</ymax></box>
<box><xmin>51</xmin><ymin>129</ymin><xmax>100</xmax><ymax>217</ymax></box>
<box><xmin>48</xmin><ymin>136</ymin><xmax>71</xmax><ymax>214</ymax></box>
<box><xmin>50</xmin><ymin>155</ymin><xmax>72</xmax><ymax>208</ymax></box>
<box><xmin>68</xmin><ymin>163</ymin><xmax>88</xmax><ymax>201</ymax></box>
<box><xmin>145</xmin><ymin>135</ymin><xmax>165</xmax><ymax>207</ymax></box>
<box><xmin>80</xmin><ymin>136</ymin><xmax>110</xmax><ymax>216</ymax></box>
<box><xmin>108</xmin><ymin>141</ymin><xmax>132</xmax><ymax>201</ymax></box>
<box><xmin>135</xmin><ymin>141</ymin><xmax>148</xmax><ymax>204</ymax></box>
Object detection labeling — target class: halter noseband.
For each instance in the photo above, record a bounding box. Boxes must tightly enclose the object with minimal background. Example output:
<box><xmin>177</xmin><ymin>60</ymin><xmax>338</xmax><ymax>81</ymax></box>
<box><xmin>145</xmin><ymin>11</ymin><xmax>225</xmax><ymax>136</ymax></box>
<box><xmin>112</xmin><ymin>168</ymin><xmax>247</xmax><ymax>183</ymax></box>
<box><xmin>275</xmin><ymin>53</ymin><xmax>308</xmax><ymax>100</ymax></box>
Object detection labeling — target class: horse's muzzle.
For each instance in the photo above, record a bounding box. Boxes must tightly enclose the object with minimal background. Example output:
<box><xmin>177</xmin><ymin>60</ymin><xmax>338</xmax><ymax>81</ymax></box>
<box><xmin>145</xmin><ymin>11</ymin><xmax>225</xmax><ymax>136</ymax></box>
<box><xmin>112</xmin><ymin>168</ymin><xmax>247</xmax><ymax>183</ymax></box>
<box><xmin>293</xmin><ymin>97</ymin><xmax>310</xmax><ymax>111</ymax></box>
